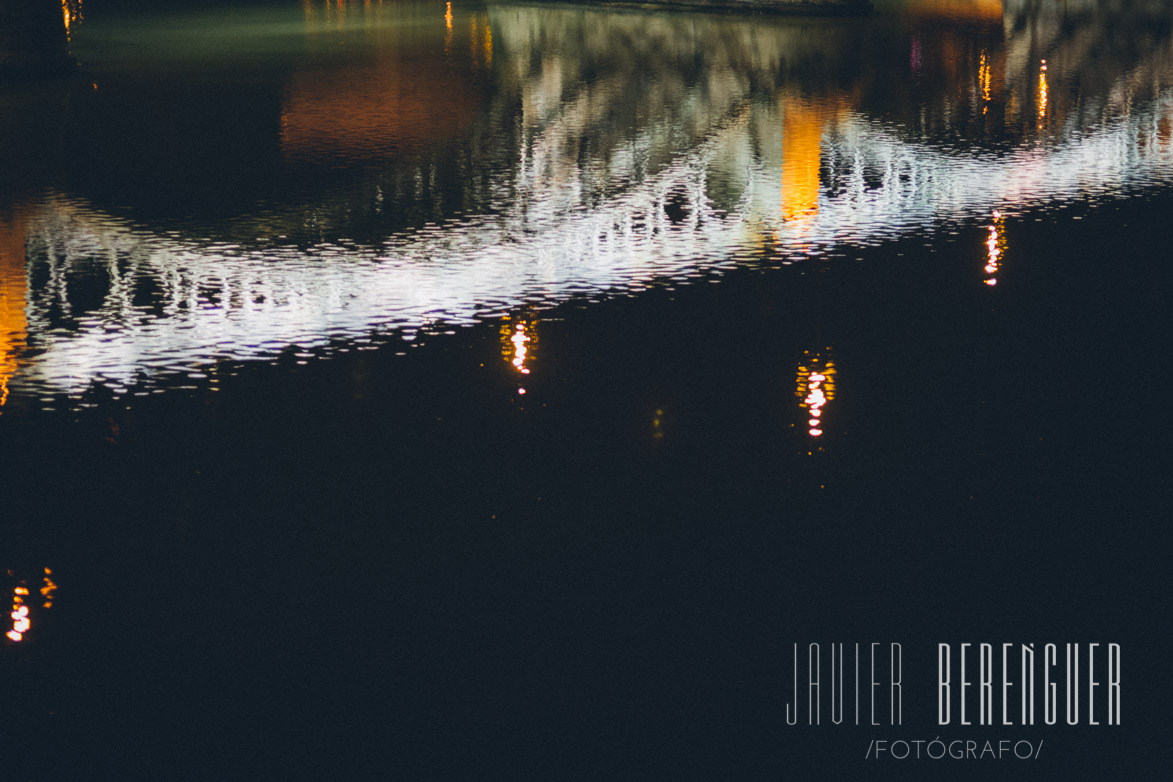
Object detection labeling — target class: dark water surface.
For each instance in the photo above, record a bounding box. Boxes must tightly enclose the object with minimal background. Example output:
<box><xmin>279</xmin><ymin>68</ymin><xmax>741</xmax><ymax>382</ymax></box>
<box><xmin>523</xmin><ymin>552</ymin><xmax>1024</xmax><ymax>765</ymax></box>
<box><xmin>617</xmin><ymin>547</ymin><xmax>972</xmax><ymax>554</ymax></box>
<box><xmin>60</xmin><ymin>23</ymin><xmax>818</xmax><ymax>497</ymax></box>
<box><xmin>2</xmin><ymin>0</ymin><xmax>1172</xmax><ymax>778</ymax></box>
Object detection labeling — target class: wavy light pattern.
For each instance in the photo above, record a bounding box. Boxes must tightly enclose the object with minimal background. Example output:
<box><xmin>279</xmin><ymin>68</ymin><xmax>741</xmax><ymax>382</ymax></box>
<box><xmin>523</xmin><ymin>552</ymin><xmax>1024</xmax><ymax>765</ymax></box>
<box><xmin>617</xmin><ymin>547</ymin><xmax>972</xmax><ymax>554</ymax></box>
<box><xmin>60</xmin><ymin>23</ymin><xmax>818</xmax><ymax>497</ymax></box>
<box><xmin>4</xmin><ymin>1</ymin><xmax>1173</xmax><ymax>400</ymax></box>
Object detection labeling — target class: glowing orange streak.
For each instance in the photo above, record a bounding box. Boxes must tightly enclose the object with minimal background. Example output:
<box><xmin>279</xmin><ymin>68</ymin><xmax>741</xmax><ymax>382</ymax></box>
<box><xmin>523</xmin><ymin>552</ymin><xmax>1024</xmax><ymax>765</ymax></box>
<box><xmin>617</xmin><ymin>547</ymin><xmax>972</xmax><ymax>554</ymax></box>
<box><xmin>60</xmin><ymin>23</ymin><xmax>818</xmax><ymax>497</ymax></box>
<box><xmin>0</xmin><ymin>211</ymin><xmax>28</xmax><ymax>412</ymax></box>
<box><xmin>1038</xmin><ymin>60</ymin><xmax>1048</xmax><ymax>121</ymax></box>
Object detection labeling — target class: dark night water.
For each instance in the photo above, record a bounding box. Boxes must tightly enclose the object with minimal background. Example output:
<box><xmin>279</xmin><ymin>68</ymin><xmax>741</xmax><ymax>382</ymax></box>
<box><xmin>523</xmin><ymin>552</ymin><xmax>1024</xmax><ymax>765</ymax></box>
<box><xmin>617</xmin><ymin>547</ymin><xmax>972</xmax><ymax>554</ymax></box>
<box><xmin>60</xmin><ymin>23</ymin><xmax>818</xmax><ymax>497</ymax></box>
<box><xmin>2</xmin><ymin>1</ymin><xmax>1171</xmax><ymax>778</ymax></box>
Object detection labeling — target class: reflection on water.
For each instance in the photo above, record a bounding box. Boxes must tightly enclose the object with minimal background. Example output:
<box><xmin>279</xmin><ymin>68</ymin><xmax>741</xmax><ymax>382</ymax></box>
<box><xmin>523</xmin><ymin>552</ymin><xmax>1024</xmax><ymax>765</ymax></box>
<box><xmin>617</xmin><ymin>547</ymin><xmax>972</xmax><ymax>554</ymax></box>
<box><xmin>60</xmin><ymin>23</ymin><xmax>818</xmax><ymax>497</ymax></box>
<box><xmin>0</xmin><ymin>210</ymin><xmax>27</xmax><ymax>410</ymax></box>
<box><xmin>8</xmin><ymin>586</ymin><xmax>31</xmax><ymax>642</ymax></box>
<box><xmin>894</xmin><ymin>0</ymin><xmax>1004</xmax><ymax>24</ymax></box>
<box><xmin>1</xmin><ymin>7</ymin><xmax>1169</xmax><ymax>775</ymax></box>
<box><xmin>796</xmin><ymin>350</ymin><xmax>837</xmax><ymax>441</ymax></box>
<box><xmin>1038</xmin><ymin>59</ymin><xmax>1048</xmax><ymax>125</ymax></box>
<box><xmin>978</xmin><ymin>49</ymin><xmax>991</xmax><ymax>112</ymax></box>
<box><xmin>5</xmin><ymin>569</ymin><xmax>55</xmax><ymax>643</ymax></box>
<box><xmin>1</xmin><ymin>0</ymin><xmax>1173</xmax><ymax>403</ymax></box>
<box><xmin>780</xmin><ymin>97</ymin><xmax>830</xmax><ymax>227</ymax></box>
<box><xmin>984</xmin><ymin>209</ymin><xmax>1005</xmax><ymax>285</ymax></box>
<box><xmin>62</xmin><ymin>0</ymin><xmax>83</xmax><ymax>43</ymax></box>
<box><xmin>502</xmin><ymin>317</ymin><xmax>535</xmax><ymax>377</ymax></box>
<box><xmin>281</xmin><ymin>3</ymin><xmax>490</xmax><ymax>164</ymax></box>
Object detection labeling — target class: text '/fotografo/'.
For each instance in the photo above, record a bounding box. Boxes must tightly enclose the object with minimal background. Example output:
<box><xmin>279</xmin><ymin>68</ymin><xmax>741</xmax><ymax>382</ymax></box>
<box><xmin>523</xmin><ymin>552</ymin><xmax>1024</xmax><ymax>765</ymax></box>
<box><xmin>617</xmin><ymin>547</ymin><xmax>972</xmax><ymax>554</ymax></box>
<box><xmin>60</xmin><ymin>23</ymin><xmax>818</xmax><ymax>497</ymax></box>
<box><xmin>865</xmin><ymin>738</ymin><xmax>1044</xmax><ymax>761</ymax></box>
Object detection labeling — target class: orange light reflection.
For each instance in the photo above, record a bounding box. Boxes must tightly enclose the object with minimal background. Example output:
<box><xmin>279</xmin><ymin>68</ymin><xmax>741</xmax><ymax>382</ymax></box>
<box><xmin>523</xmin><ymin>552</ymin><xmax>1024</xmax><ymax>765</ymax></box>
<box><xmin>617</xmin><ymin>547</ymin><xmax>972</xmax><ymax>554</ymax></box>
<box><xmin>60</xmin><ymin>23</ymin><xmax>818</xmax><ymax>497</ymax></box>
<box><xmin>796</xmin><ymin>352</ymin><xmax>836</xmax><ymax>440</ymax></box>
<box><xmin>0</xmin><ymin>210</ymin><xmax>28</xmax><ymax>411</ymax></box>
<box><xmin>1038</xmin><ymin>60</ymin><xmax>1048</xmax><ymax>122</ymax></box>
<box><xmin>984</xmin><ymin>209</ymin><xmax>1005</xmax><ymax>286</ymax></box>
<box><xmin>501</xmin><ymin>318</ymin><xmax>536</xmax><ymax>377</ymax></box>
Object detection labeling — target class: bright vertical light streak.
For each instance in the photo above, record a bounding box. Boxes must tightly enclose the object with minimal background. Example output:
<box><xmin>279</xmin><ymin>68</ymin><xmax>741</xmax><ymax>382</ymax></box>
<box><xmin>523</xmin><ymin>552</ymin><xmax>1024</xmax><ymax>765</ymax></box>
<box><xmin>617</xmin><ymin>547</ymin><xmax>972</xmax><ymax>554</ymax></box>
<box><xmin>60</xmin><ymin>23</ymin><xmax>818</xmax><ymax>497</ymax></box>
<box><xmin>979</xmin><ymin>50</ymin><xmax>991</xmax><ymax>114</ymax></box>
<box><xmin>796</xmin><ymin>353</ymin><xmax>836</xmax><ymax>440</ymax></box>
<box><xmin>8</xmin><ymin>586</ymin><xmax>28</xmax><ymax>642</ymax></box>
<box><xmin>41</xmin><ymin>568</ymin><xmax>58</xmax><ymax>608</ymax></box>
<box><xmin>1038</xmin><ymin>60</ymin><xmax>1049</xmax><ymax>122</ymax></box>
<box><xmin>984</xmin><ymin>209</ymin><xmax>1005</xmax><ymax>286</ymax></box>
<box><xmin>444</xmin><ymin>2</ymin><xmax>453</xmax><ymax>53</ymax></box>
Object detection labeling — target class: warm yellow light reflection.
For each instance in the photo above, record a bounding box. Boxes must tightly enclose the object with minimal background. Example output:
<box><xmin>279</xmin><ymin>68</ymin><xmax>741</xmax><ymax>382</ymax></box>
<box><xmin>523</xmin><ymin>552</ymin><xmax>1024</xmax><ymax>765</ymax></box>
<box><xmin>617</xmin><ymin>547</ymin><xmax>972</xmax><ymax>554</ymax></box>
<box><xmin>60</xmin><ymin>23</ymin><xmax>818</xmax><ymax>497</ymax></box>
<box><xmin>501</xmin><ymin>318</ymin><xmax>536</xmax><ymax>376</ymax></box>
<box><xmin>1038</xmin><ymin>60</ymin><xmax>1048</xmax><ymax>122</ymax></box>
<box><xmin>902</xmin><ymin>0</ymin><xmax>1004</xmax><ymax>24</ymax></box>
<box><xmin>979</xmin><ymin>50</ymin><xmax>991</xmax><ymax>114</ymax></box>
<box><xmin>466</xmin><ymin>14</ymin><xmax>493</xmax><ymax>68</ymax></box>
<box><xmin>652</xmin><ymin>408</ymin><xmax>664</xmax><ymax>440</ymax></box>
<box><xmin>0</xmin><ymin>210</ymin><xmax>28</xmax><ymax>411</ymax></box>
<box><xmin>6</xmin><ymin>570</ymin><xmax>57</xmax><ymax>642</ymax></box>
<box><xmin>796</xmin><ymin>351</ymin><xmax>836</xmax><ymax>439</ymax></box>
<box><xmin>61</xmin><ymin>0</ymin><xmax>83</xmax><ymax>41</ymax></box>
<box><xmin>41</xmin><ymin>569</ymin><xmax>58</xmax><ymax>609</ymax></box>
<box><xmin>444</xmin><ymin>2</ymin><xmax>453</xmax><ymax>52</ymax></box>
<box><xmin>8</xmin><ymin>586</ymin><xmax>28</xmax><ymax>642</ymax></box>
<box><xmin>781</xmin><ymin>100</ymin><xmax>824</xmax><ymax>225</ymax></box>
<box><xmin>984</xmin><ymin>209</ymin><xmax>1005</xmax><ymax>286</ymax></box>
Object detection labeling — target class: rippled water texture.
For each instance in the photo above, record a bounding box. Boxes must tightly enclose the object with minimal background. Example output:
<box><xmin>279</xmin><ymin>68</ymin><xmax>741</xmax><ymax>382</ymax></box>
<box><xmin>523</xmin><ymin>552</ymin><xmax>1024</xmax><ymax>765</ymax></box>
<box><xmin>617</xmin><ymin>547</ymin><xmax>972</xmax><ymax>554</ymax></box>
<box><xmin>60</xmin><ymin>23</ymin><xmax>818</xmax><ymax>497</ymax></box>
<box><xmin>1</xmin><ymin>0</ymin><xmax>1170</xmax><ymax>403</ymax></box>
<box><xmin>4</xmin><ymin>2</ymin><xmax>1173</xmax><ymax>777</ymax></box>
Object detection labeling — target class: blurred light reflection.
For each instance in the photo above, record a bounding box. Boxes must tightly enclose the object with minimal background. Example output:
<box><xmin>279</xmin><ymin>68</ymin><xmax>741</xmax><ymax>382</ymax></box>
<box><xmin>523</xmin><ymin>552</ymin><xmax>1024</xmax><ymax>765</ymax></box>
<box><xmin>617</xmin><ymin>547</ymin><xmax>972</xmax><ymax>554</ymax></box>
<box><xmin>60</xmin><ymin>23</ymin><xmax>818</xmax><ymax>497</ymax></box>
<box><xmin>984</xmin><ymin>209</ymin><xmax>1005</xmax><ymax>286</ymax></box>
<box><xmin>5</xmin><ymin>1</ymin><xmax>1173</xmax><ymax>402</ymax></box>
<box><xmin>1038</xmin><ymin>60</ymin><xmax>1049</xmax><ymax>123</ymax></box>
<box><xmin>796</xmin><ymin>351</ymin><xmax>836</xmax><ymax>440</ymax></box>
<box><xmin>501</xmin><ymin>318</ymin><xmax>536</xmax><ymax>376</ymax></box>
<box><xmin>0</xmin><ymin>211</ymin><xmax>28</xmax><ymax>411</ymax></box>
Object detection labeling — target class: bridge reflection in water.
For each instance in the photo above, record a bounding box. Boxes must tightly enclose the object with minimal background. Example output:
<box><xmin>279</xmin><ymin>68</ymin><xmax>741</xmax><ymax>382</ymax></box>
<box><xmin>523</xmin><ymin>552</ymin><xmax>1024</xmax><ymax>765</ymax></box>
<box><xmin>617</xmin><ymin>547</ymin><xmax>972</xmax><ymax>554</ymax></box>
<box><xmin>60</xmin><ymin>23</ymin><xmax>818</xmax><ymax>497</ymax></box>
<box><xmin>2</xmin><ymin>0</ymin><xmax>1173</xmax><ymax>403</ymax></box>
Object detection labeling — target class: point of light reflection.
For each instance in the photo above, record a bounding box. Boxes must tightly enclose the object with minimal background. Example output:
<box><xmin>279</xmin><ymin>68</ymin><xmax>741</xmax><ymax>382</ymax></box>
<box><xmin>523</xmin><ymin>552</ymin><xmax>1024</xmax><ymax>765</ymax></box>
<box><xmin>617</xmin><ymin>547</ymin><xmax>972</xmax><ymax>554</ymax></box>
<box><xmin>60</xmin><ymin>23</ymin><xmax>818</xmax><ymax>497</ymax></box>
<box><xmin>8</xmin><ymin>586</ymin><xmax>29</xmax><ymax>642</ymax></box>
<box><xmin>984</xmin><ymin>209</ymin><xmax>1006</xmax><ymax>286</ymax></box>
<box><xmin>41</xmin><ymin>568</ymin><xmax>57</xmax><ymax>609</ymax></box>
<box><xmin>501</xmin><ymin>318</ymin><xmax>536</xmax><ymax>376</ymax></box>
<box><xmin>5</xmin><ymin>570</ymin><xmax>57</xmax><ymax>642</ymax></box>
<box><xmin>796</xmin><ymin>351</ymin><xmax>836</xmax><ymax>440</ymax></box>
<box><xmin>445</xmin><ymin>2</ymin><xmax>453</xmax><ymax>52</ymax></box>
<box><xmin>61</xmin><ymin>0</ymin><xmax>83</xmax><ymax>42</ymax></box>
<box><xmin>1038</xmin><ymin>60</ymin><xmax>1049</xmax><ymax>123</ymax></box>
<box><xmin>979</xmin><ymin>50</ymin><xmax>991</xmax><ymax>114</ymax></box>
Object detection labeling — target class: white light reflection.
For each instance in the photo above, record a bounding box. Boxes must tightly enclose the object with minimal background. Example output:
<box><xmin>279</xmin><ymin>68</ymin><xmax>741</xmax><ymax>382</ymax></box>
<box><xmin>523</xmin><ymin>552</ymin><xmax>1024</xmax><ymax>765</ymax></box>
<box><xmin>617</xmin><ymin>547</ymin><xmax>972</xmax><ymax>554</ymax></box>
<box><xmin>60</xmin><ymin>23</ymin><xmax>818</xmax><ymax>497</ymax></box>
<box><xmin>6</xmin><ymin>7</ymin><xmax>1173</xmax><ymax>400</ymax></box>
